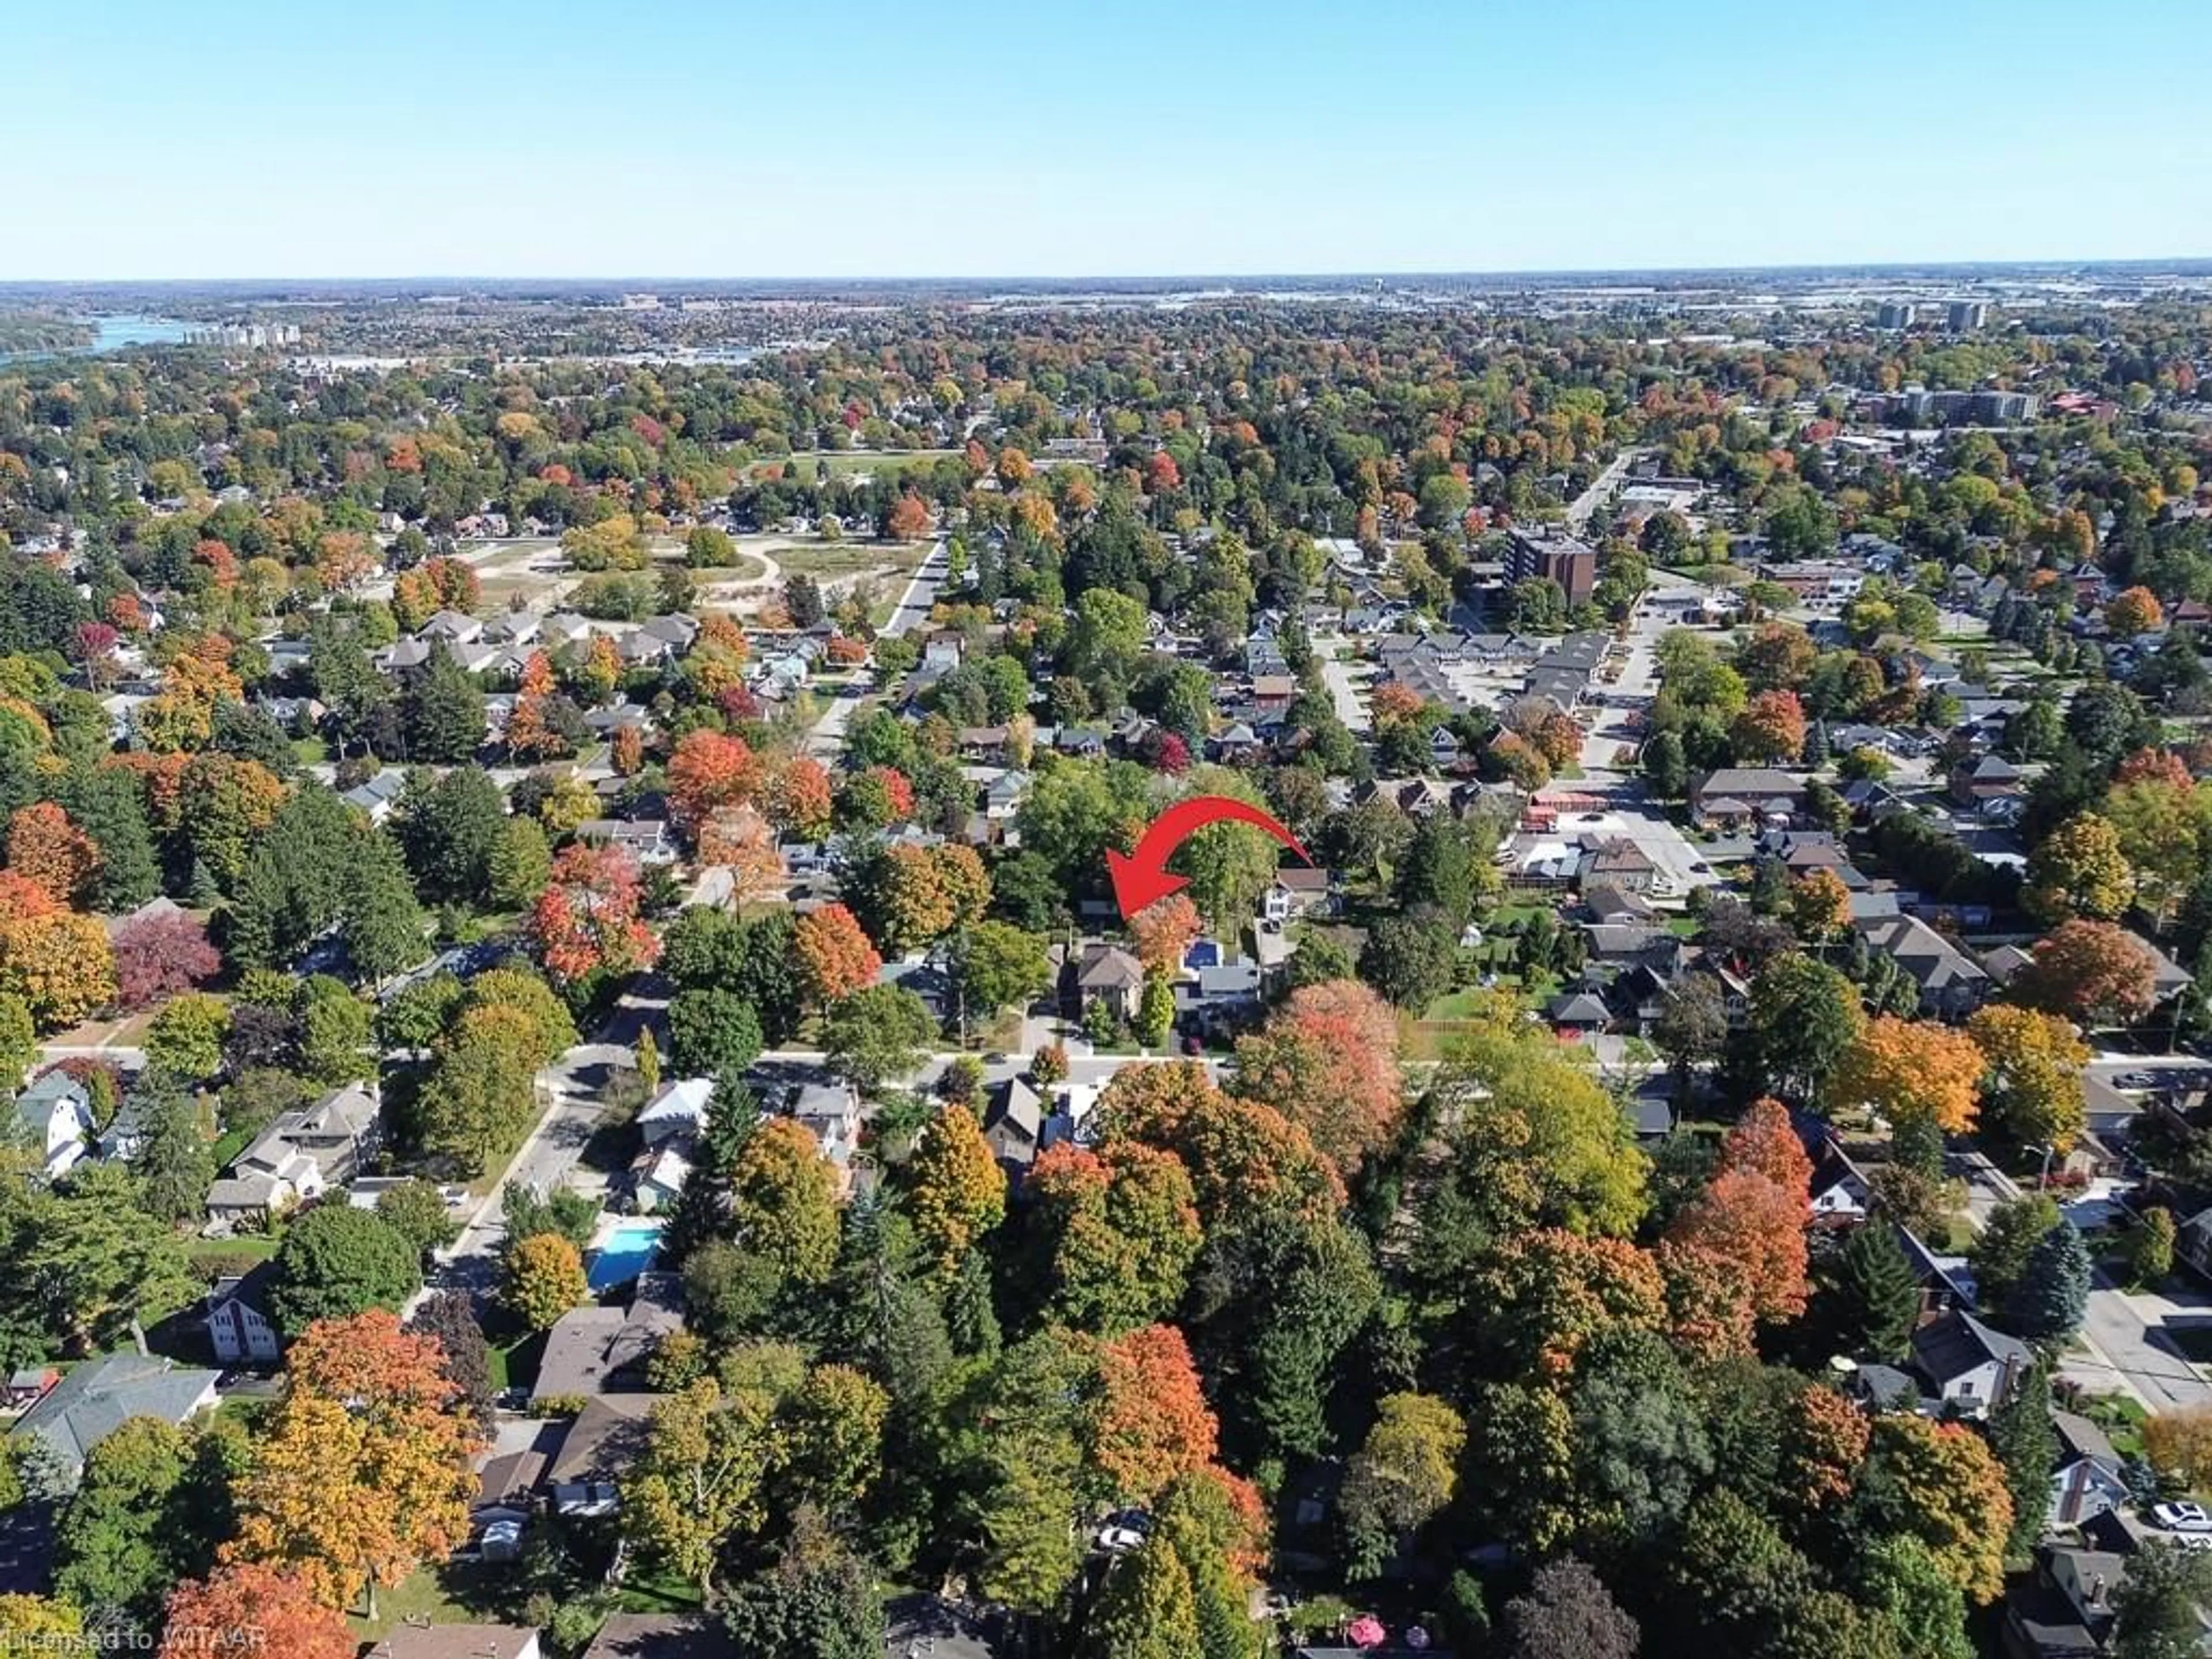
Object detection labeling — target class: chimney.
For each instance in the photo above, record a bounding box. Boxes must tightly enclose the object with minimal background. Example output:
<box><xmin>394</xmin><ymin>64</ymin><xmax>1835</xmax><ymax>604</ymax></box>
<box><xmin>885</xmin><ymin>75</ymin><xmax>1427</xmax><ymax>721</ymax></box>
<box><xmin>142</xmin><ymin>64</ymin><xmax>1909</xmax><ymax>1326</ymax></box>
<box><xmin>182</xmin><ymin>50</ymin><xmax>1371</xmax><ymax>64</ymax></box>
<box><xmin>2088</xmin><ymin>1573</ymin><xmax>2108</xmax><ymax>1609</ymax></box>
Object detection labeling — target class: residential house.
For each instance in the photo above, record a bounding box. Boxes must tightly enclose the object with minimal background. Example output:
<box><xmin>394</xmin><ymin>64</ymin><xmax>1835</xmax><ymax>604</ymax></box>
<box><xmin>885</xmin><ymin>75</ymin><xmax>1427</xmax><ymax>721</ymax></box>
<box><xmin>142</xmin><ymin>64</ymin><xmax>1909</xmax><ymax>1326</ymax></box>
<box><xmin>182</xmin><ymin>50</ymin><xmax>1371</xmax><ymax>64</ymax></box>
<box><xmin>544</xmin><ymin>1395</ymin><xmax>654</xmax><ymax>1517</ymax></box>
<box><xmin>983</xmin><ymin>769</ymin><xmax>1031</xmax><ymax>824</ymax></box>
<box><xmin>1072</xmin><ymin>944</ymin><xmax>1145</xmax><ymax>1022</ymax></box>
<box><xmin>1175</xmin><ymin>959</ymin><xmax>1265</xmax><ymax>1025</ymax></box>
<box><xmin>577</xmin><ymin>819</ymin><xmax>677</xmax><ymax>865</ymax></box>
<box><xmin>636</xmin><ymin>1078</ymin><xmax>713</xmax><ymax>1148</ymax></box>
<box><xmin>790</xmin><ymin>1082</ymin><xmax>862</xmax><ymax>1189</ymax></box>
<box><xmin>1262</xmin><ymin>867</ymin><xmax>1334</xmax><ymax>924</ymax></box>
<box><xmin>2004</xmin><ymin>1544</ymin><xmax>2127</xmax><ymax>1659</ymax></box>
<box><xmin>207</xmin><ymin>1083</ymin><xmax>381</xmax><ymax>1225</ymax></box>
<box><xmin>982</xmin><ymin>1076</ymin><xmax>1046</xmax><ymax>1172</ymax></box>
<box><xmin>1546</xmin><ymin>988</ymin><xmax>1612</xmax><ymax>1038</ymax></box>
<box><xmin>531</xmin><ymin>1272</ymin><xmax>685</xmax><ymax>1407</ymax></box>
<box><xmin>1689</xmin><ymin>769</ymin><xmax>1807</xmax><ymax>829</ymax></box>
<box><xmin>2049</xmin><ymin>1410</ymin><xmax>2131</xmax><ymax>1531</ymax></box>
<box><xmin>1581</xmin><ymin>838</ymin><xmax>1658</xmax><ymax>893</ymax></box>
<box><xmin>1854</xmin><ymin>914</ymin><xmax>1991</xmax><ymax>1018</ymax></box>
<box><xmin>418</xmin><ymin>610</ymin><xmax>484</xmax><ymax>646</ymax></box>
<box><xmin>14</xmin><ymin>1070</ymin><xmax>94</xmax><ymax>1179</ymax></box>
<box><xmin>1949</xmin><ymin>753</ymin><xmax>2025</xmax><ymax>809</ymax></box>
<box><xmin>1807</xmin><ymin>1141</ymin><xmax>1872</xmax><ymax>1225</ymax></box>
<box><xmin>922</xmin><ymin>630</ymin><xmax>964</xmax><ymax>670</ymax></box>
<box><xmin>205</xmin><ymin>1264</ymin><xmax>283</xmax><ymax>1365</ymax></box>
<box><xmin>342</xmin><ymin>769</ymin><xmax>409</xmax><ymax>824</ymax></box>
<box><xmin>579</xmin><ymin>1613</ymin><xmax>732</xmax><ymax>1659</ymax></box>
<box><xmin>369</xmin><ymin>1627</ymin><xmax>542</xmax><ymax>1659</ymax></box>
<box><xmin>7</xmin><ymin>1353</ymin><xmax>220</xmax><ymax>1491</ymax></box>
<box><xmin>1911</xmin><ymin>1309</ymin><xmax>2032</xmax><ymax>1417</ymax></box>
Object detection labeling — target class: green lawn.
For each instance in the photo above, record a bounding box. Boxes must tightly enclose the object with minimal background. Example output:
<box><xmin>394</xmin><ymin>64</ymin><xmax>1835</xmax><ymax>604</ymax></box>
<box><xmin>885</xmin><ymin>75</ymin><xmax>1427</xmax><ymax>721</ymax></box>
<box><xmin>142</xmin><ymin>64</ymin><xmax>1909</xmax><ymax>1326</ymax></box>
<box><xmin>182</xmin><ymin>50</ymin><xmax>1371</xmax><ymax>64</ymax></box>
<box><xmin>486</xmin><ymin>1327</ymin><xmax>546</xmax><ymax>1392</ymax></box>
<box><xmin>777</xmin><ymin>448</ymin><xmax>956</xmax><ymax>480</ymax></box>
<box><xmin>774</xmin><ymin>540</ymin><xmax>930</xmax><ymax>583</ymax></box>
<box><xmin>187</xmin><ymin>1234</ymin><xmax>278</xmax><ymax>1264</ymax></box>
<box><xmin>348</xmin><ymin>1559</ymin><xmax>516</xmax><ymax>1642</ymax></box>
<box><xmin>1422</xmin><ymin>988</ymin><xmax>1492</xmax><ymax>1022</ymax></box>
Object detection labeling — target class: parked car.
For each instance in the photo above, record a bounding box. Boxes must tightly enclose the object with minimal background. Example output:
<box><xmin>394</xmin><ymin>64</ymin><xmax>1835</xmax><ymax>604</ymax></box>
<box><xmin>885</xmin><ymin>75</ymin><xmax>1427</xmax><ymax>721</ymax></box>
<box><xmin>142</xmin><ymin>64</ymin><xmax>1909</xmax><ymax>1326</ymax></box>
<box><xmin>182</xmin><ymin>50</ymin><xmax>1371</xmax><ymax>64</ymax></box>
<box><xmin>2154</xmin><ymin>1501</ymin><xmax>2212</xmax><ymax>1533</ymax></box>
<box><xmin>1097</xmin><ymin>1527</ymin><xmax>1147</xmax><ymax>1554</ymax></box>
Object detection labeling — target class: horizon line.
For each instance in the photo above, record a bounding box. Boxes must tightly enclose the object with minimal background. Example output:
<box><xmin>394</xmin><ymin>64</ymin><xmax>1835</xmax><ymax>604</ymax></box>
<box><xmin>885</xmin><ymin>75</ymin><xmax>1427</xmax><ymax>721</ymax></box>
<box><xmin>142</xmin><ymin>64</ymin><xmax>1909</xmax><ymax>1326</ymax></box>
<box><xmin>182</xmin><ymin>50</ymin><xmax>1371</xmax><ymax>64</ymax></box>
<box><xmin>7</xmin><ymin>253</ymin><xmax>2212</xmax><ymax>289</ymax></box>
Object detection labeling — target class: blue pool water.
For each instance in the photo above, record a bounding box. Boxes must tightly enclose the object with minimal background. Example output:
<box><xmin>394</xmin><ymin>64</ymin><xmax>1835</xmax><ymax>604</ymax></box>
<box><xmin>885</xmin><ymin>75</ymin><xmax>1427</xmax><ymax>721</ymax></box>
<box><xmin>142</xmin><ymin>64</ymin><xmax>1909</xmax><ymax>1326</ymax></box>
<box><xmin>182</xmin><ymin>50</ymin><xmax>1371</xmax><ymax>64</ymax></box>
<box><xmin>587</xmin><ymin>1221</ymin><xmax>664</xmax><ymax>1290</ymax></box>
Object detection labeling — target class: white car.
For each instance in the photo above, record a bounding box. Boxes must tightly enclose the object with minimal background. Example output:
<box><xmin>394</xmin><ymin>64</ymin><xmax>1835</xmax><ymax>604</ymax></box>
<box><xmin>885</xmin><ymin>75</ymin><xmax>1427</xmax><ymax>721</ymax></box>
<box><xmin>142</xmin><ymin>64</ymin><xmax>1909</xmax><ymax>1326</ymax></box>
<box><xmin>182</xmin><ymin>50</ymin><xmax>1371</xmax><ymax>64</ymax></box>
<box><xmin>2154</xmin><ymin>1501</ymin><xmax>2212</xmax><ymax>1533</ymax></box>
<box><xmin>1097</xmin><ymin>1527</ymin><xmax>1148</xmax><ymax>1554</ymax></box>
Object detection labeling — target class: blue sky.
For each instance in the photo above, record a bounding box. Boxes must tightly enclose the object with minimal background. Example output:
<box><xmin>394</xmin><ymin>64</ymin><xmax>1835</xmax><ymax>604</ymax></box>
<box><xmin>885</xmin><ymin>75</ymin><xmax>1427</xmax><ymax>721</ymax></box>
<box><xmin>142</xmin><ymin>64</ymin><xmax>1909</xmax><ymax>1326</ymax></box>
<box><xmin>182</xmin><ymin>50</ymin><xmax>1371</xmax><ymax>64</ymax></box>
<box><xmin>6</xmin><ymin>0</ymin><xmax>2208</xmax><ymax>279</ymax></box>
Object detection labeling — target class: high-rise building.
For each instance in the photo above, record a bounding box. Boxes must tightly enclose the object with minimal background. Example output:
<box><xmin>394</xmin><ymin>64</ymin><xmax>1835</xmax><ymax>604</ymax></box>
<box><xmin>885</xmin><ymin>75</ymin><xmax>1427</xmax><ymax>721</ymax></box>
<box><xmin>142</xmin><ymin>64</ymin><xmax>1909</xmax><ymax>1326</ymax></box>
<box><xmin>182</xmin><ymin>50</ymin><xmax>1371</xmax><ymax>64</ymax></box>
<box><xmin>1877</xmin><ymin>301</ymin><xmax>1917</xmax><ymax>328</ymax></box>
<box><xmin>1946</xmin><ymin>301</ymin><xmax>1990</xmax><ymax>331</ymax></box>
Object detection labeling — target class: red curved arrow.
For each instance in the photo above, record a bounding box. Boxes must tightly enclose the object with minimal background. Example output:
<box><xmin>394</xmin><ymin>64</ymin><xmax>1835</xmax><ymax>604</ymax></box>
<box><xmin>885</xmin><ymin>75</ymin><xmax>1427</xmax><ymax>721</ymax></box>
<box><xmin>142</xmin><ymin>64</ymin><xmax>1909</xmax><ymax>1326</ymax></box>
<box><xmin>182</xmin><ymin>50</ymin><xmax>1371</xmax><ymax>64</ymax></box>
<box><xmin>1107</xmin><ymin>795</ymin><xmax>1314</xmax><ymax>921</ymax></box>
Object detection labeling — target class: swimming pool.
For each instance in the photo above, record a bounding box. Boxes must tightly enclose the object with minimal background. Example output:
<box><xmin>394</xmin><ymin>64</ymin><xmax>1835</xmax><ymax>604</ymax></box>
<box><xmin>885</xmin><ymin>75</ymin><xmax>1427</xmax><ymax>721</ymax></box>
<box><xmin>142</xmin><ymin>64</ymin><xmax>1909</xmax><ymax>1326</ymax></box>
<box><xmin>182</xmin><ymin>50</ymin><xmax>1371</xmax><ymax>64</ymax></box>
<box><xmin>587</xmin><ymin>1220</ymin><xmax>664</xmax><ymax>1290</ymax></box>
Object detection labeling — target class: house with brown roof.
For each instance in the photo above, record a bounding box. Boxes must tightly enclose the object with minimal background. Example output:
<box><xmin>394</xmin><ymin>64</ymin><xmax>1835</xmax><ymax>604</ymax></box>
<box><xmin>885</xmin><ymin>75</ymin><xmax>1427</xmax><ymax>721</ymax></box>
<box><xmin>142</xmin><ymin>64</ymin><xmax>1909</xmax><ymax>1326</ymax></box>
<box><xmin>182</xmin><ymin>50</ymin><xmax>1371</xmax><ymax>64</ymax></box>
<box><xmin>1071</xmin><ymin>943</ymin><xmax>1145</xmax><ymax>1022</ymax></box>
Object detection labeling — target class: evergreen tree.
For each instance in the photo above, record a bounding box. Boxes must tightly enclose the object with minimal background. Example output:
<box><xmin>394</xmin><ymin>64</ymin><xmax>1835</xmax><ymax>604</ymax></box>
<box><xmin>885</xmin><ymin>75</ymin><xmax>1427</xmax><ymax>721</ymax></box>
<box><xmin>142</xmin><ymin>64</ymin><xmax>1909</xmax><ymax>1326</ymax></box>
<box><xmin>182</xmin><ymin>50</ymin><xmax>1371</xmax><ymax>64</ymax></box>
<box><xmin>129</xmin><ymin>1074</ymin><xmax>215</xmax><ymax>1228</ymax></box>
<box><xmin>1824</xmin><ymin>1220</ymin><xmax>1921</xmax><ymax>1362</ymax></box>
<box><xmin>1987</xmin><ymin>1364</ymin><xmax>2059</xmax><ymax>1562</ymax></box>
<box><xmin>402</xmin><ymin>649</ymin><xmax>488</xmax><ymax>762</ymax></box>
<box><xmin>2003</xmin><ymin>1220</ymin><xmax>2092</xmax><ymax>1343</ymax></box>
<box><xmin>341</xmin><ymin>832</ymin><xmax>426</xmax><ymax>988</ymax></box>
<box><xmin>59</xmin><ymin>764</ymin><xmax>159</xmax><ymax>913</ymax></box>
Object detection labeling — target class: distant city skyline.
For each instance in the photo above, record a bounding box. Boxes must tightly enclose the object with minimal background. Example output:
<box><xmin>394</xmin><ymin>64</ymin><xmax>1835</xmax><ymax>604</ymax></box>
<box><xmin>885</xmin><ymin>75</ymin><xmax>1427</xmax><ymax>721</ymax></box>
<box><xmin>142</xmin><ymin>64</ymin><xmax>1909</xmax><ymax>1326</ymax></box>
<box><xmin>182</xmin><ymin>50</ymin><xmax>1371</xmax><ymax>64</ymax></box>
<box><xmin>9</xmin><ymin>0</ymin><xmax>2209</xmax><ymax>282</ymax></box>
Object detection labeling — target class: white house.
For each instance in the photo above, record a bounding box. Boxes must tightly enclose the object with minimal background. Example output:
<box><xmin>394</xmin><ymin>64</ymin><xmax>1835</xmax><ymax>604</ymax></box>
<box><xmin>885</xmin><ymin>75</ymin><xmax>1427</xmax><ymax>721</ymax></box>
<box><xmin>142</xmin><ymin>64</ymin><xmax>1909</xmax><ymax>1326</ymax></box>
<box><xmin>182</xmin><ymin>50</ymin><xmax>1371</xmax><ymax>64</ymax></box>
<box><xmin>14</xmin><ymin>1072</ymin><xmax>95</xmax><ymax>1180</ymax></box>
<box><xmin>2049</xmin><ymin>1410</ymin><xmax>2131</xmax><ymax>1530</ymax></box>
<box><xmin>635</xmin><ymin>1078</ymin><xmax>713</xmax><ymax>1148</ymax></box>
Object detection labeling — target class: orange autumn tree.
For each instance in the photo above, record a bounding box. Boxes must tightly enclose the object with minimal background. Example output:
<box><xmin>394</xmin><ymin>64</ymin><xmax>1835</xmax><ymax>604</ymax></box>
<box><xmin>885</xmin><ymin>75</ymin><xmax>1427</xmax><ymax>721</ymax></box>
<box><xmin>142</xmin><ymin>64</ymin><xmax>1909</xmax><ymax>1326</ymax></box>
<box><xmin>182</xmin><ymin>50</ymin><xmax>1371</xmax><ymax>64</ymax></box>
<box><xmin>1786</xmin><ymin>869</ymin><xmax>1850</xmax><ymax>940</ymax></box>
<box><xmin>6</xmin><ymin>802</ymin><xmax>99</xmax><ymax>906</ymax></box>
<box><xmin>528</xmin><ymin>843</ymin><xmax>660</xmax><ymax>987</ymax></box>
<box><xmin>226</xmin><ymin>1311</ymin><xmax>482</xmax><ymax>1616</ymax></box>
<box><xmin>1128</xmin><ymin>893</ymin><xmax>1203</xmax><ymax>976</ymax></box>
<box><xmin>793</xmin><ymin>903</ymin><xmax>882</xmax><ymax>1007</ymax></box>
<box><xmin>887</xmin><ymin>491</ymin><xmax>933</xmax><ymax>541</ymax></box>
<box><xmin>609</xmin><ymin>725</ymin><xmax>645</xmax><ymax>777</ymax></box>
<box><xmin>1866</xmin><ymin>1416</ymin><xmax>2013</xmax><ymax>1603</ymax></box>
<box><xmin>158</xmin><ymin>1563</ymin><xmax>355</xmax><ymax>1659</ymax></box>
<box><xmin>0</xmin><ymin>874</ymin><xmax>115</xmax><ymax>1031</ymax></box>
<box><xmin>1718</xmin><ymin>1096</ymin><xmax>1815</xmax><ymax>1194</ymax></box>
<box><xmin>1093</xmin><ymin>1061</ymin><xmax>1344</xmax><ymax>1228</ymax></box>
<box><xmin>2105</xmin><ymin>585</ymin><xmax>2164</xmax><ymax>638</ymax></box>
<box><xmin>1780</xmin><ymin>1384</ymin><xmax>1872</xmax><ymax>1517</ymax></box>
<box><xmin>1660</xmin><ymin>1167</ymin><xmax>1811</xmax><ymax>1358</ymax></box>
<box><xmin>666</xmin><ymin>729</ymin><xmax>761</xmax><ymax>838</ymax></box>
<box><xmin>1090</xmin><ymin>1324</ymin><xmax>1218</xmax><ymax>1507</ymax></box>
<box><xmin>1731</xmin><ymin>689</ymin><xmax>1809</xmax><ymax>765</ymax></box>
<box><xmin>2010</xmin><ymin>919</ymin><xmax>2159</xmax><ymax>1027</ymax></box>
<box><xmin>766</xmin><ymin>756</ymin><xmax>836</xmax><ymax>841</ymax></box>
<box><xmin>1230</xmin><ymin>979</ymin><xmax>1403</xmax><ymax>1174</ymax></box>
<box><xmin>697</xmin><ymin>804</ymin><xmax>784</xmax><ymax>897</ymax></box>
<box><xmin>504</xmin><ymin>651</ymin><xmax>571</xmax><ymax>760</ymax></box>
<box><xmin>1025</xmin><ymin>1142</ymin><xmax>1204</xmax><ymax>1335</ymax></box>
<box><xmin>1828</xmin><ymin>1014</ymin><xmax>1987</xmax><ymax>1134</ymax></box>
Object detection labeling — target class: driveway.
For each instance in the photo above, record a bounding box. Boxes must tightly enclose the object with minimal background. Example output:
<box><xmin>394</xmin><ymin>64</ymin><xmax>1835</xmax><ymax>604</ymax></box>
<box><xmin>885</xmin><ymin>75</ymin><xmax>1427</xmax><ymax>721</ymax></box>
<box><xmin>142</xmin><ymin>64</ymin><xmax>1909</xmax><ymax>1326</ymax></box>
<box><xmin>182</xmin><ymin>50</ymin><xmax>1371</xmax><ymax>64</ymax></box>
<box><xmin>1318</xmin><ymin>647</ymin><xmax>1372</xmax><ymax>734</ymax></box>
<box><xmin>419</xmin><ymin>978</ymin><xmax>665</xmax><ymax>1305</ymax></box>
<box><xmin>1957</xmin><ymin>1149</ymin><xmax>2212</xmax><ymax>1411</ymax></box>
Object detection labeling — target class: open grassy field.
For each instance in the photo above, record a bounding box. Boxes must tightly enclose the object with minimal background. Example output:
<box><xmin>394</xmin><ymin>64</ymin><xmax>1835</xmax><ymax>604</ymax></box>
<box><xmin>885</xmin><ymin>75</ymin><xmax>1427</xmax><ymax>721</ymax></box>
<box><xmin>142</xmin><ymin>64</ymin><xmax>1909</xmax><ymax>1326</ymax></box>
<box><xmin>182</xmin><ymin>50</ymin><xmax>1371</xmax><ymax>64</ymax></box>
<box><xmin>775</xmin><ymin>448</ymin><xmax>958</xmax><ymax>481</ymax></box>
<box><xmin>775</xmin><ymin>539</ymin><xmax>930</xmax><ymax>582</ymax></box>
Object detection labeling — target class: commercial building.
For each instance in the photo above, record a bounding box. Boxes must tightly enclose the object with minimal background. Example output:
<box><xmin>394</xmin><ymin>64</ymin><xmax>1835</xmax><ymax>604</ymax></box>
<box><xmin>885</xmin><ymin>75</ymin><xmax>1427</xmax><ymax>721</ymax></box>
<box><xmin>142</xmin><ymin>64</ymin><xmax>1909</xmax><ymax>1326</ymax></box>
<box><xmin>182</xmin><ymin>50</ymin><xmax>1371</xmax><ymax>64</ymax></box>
<box><xmin>1505</xmin><ymin>528</ymin><xmax>1598</xmax><ymax>608</ymax></box>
